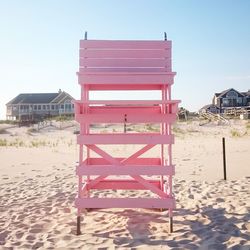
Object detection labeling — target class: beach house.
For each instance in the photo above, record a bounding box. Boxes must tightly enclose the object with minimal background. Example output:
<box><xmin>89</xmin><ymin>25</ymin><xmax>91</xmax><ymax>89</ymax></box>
<box><xmin>6</xmin><ymin>90</ymin><xmax>75</xmax><ymax>121</ymax></box>
<box><xmin>200</xmin><ymin>88</ymin><xmax>250</xmax><ymax>114</ymax></box>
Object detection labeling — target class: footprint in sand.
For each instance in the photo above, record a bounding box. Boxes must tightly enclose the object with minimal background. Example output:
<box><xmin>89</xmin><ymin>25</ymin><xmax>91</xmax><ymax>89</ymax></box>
<box><xmin>208</xmin><ymin>243</ymin><xmax>227</xmax><ymax>250</ymax></box>
<box><xmin>242</xmin><ymin>222</ymin><xmax>250</xmax><ymax>231</ymax></box>
<box><xmin>0</xmin><ymin>230</ymin><xmax>10</xmax><ymax>245</ymax></box>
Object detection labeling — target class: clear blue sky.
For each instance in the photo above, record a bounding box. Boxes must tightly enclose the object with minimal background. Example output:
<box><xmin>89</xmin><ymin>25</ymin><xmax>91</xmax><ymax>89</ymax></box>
<box><xmin>0</xmin><ymin>0</ymin><xmax>250</xmax><ymax>118</ymax></box>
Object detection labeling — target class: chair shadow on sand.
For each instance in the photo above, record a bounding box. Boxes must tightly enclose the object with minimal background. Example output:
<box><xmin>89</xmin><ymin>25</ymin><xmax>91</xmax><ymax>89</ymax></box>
<box><xmin>90</xmin><ymin>206</ymin><xmax>250</xmax><ymax>249</ymax></box>
<box><xmin>176</xmin><ymin>206</ymin><xmax>250</xmax><ymax>250</ymax></box>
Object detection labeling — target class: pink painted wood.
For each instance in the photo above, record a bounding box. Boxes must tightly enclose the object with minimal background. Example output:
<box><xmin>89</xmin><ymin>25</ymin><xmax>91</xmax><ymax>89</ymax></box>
<box><xmin>88</xmin><ymin>179</ymin><xmax>162</xmax><ymax>190</ymax></box>
<box><xmin>85</xmin><ymin>157</ymin><xmax>161</xmax><ymax>165</ymax></box>
<box><xmin>75</xmin><ymin>197</ymin><xmax>175</xmax><ymax>209</ymax></box>
<box><xmin>78</xmin><ymin>73</ymin><xmax>175</xmax><ymax>84</ymax></box>
<box><xmin>80</xmin><ymin>40</ymin><xmax>172</xmax><ymax>49</ymax></box>
<box><xmin>77</xmin><ymin>134</ymin><xmax>174</xmax><ymax>144</ymax></box>
<box><xmin>76</xmin><ymin>165</ymin><xmax>175</xmax><ymax>175</ymax></box>
<box><xmin>75</xmin><ymin>38</ymin><xmax>180</xmax><ymax>233</ymax></box>
<box><xmin>80</xmin><ymin>48</ymin><xmax>171</xmax><ymax>58</ymax></box>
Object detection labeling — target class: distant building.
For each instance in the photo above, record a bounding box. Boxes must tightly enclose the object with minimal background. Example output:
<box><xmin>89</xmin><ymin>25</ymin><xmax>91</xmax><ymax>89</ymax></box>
<box><xmin>200</xmin><ymin>88</ymin><xmax>250</xmax><ymax>114</ymax></box>
<box><xmin>199</xmin><ymin>104</ymin><xmax>220</xmax><ymax>114</ymax></box>
<box><xmin>6</xmin><ymin>90</ymin><xmax>75</xmax><ymax>121</ymax></box>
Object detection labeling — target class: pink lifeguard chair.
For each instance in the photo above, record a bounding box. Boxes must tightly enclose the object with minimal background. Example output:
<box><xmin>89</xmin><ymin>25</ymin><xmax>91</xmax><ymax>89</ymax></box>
<box><xmin>75</xmin><ymin>32</ymin><xmax>180</xmax><ymax>235</ymax></box>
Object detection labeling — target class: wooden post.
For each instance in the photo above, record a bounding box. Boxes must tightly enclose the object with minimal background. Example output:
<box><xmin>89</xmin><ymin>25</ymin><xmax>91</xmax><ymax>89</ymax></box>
<box><xmin>222</xmin><ymin>137</ymin><xmax>227</xmax><ymax>180</ymax></box>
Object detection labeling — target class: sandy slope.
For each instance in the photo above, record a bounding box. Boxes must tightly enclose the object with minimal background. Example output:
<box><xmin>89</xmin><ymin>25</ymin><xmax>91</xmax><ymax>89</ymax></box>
<box><xmin>0</xmin><ymin>121</ymin><xmax>249</xmax><ymax>249</ymax></box>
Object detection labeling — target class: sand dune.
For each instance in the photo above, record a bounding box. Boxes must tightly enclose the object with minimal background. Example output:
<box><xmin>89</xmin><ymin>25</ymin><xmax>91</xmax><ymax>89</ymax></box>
<box><xmin>0</xmin><ymin>121</ymin><xmax>250</xmax><ymax>249</ymax></box>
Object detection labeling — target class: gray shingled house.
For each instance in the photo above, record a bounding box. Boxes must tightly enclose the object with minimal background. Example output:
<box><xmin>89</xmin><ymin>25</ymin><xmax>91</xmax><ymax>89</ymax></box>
<box><xmin>200</xmin><ymin>88</ymin><xmax>250</xmax><ymax>114</ymax></box>
<box><xmin>213</xmin><ymin>88</ymin><xmax>250</xmax><ymax>109</ymax></box>
<box><xmin>6</xmin><ymin>90</ymin><xmax>75</xmax><ymax>121</ymax></box>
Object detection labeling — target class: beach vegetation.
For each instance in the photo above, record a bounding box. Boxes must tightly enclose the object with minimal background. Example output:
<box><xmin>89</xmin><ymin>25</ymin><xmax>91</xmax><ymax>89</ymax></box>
<box><xmin>145</xmin><ymin>124</ymin><xmax>159</xmax><ymax>132</ymax></box>
<box><xmin>0</xmin><ymin>128</ymin><xmax>8</xmax><ymax>134</ymax></box>
<box><xmin>173</xmin><ymin>126</ymin><xmax>185</xmax><ymax>134</ymax></box>
<box><xmin>230</xmin><ymin>129</ymin><xmax>241</xmax><ymax>137</ymax></box>
<box><xmin>54</xmin><ymin>115</ymin><xmax>73</xmax><ymax>122</ymax></box>
<box><xmin>246</xmin><ymin>122</ymin><xmax>250</xmax><ymax>130</ymax></box>
<box><xmin>27</xmin><ymin>128</ymin><xmax>38</xmax><ymax>135</ymax></box>
<box><xmin>187</xmin><ymin>128</ymin><xmax>199</xmax><ymax>133</ymax></box>
<box><xmin>67</xmin><ymin>139</ymin><xmax>73</xmax><ymax>147</ymax></box>
<box><xmin>0</xmin><ymin>120</ymin><xmax>18</xmax><ymax>125</ymax></box>
<box><xmin>0</xmin><ymin>139</ymin><xmax>7</xmax><ymax>146</ymax></box>
<box><xmin>100</xmin><ymin>129</ymin><xmax>108</xmax><ymax>134</ymax></box>
<box><xmin>30</xmin><ymin>139</ymin><xmax>48</xmax><ymax>147</ymax></box>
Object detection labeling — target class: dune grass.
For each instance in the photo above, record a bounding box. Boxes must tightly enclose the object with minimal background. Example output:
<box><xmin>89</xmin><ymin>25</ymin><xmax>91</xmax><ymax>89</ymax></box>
<box><xmin>230</xmin><ymin>129</ymin><xmax>247</xmax><ymax>137</ymax></box>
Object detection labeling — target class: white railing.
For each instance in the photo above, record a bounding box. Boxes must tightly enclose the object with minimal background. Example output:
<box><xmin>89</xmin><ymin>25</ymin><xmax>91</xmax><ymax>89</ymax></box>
<box><xmin>59</xmin><ymin>109</ymin><xmax>74</xmax><ymax>114</ymax></box>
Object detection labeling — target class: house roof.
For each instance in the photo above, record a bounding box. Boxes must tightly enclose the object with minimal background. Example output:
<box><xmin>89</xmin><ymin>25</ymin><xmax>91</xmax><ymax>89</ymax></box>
<box><xmin>50</xmin><ymin>91</ymin><xmax>75</xmax><ymax>103</ymax></box>
<box><xmin>215</xmin><ymin>88</ymin><xmax>246</xmax><ymax>98</ymax></box>
<box><xmin>242</xmin><ymin>90</ymin><xmax>250</xmax><ymax>97</ymax></box>
<box><xmin>200</xmin><ymin>104</ymin><xmax>220</xmax><ymax>110</ymax></box>
<box><xmin>6</xmin><ymin>92</ymin><xmax>74</xmax><ymax>105</ymax></box>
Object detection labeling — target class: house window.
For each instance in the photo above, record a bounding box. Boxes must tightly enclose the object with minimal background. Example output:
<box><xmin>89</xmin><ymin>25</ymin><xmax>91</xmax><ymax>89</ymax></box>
<box><xmin>38</xmin><ymin>105</ymin><xmax>41</xmax><ymax>110</ymax></box>
<box><xmin>237</xmin><ymin>98</ymin><xmax>242</xmax><ymax>104</ymax></box>
<box><xmin>51</xmin><ymin>105</ymin><xmax>54</xmax><ymax>110</ymax></box>
<box><xmin>20</xmin><ymin>105</ymin><xmax>28</xmax><ymax>110</ymax></box>
<box><xmin>65</xmin><ymin>104</ymin><xmax>71</xmax><ymax>110</ymax></box>
<box><xmin>223</xmin><ymin>99</ymin><xmax>229</xmax><ymax>105</ymax></box>
<box><xmin>43</xmin><ymin>105</ymin><xmax>46</xmax><ymax>110</ymax></box>
<box><xmin>226</xmin><ymin>91</ymin><xmax>237</xmax><ymax>98</ymax></box>
<box><xmin>60</xmin><ymin>104</ymin><xmax>64</xmax><ymax>109</ymax></box>
<box><xmin>47</xmin><ymin>105</ymin><xmax>50</xmax><ymax>110</ymax></box>
<box><xmin>34</xmin><ymin>105</ymin><xmax>37</xmax><ymax>110</ymax></box>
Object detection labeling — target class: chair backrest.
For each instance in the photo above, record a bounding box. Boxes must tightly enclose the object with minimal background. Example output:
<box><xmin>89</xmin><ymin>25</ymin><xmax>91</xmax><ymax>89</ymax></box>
<box><xmin>79</xmin><ymin>40</ymin><xmax>172</xmax><ymax>73</ymax></box>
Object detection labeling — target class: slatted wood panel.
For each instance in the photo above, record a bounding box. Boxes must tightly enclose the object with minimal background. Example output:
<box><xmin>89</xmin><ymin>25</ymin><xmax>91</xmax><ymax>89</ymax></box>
<box><xmin>80</xmin><ymin>49</ymin><xmax>171</xmax><ymax>58</ymax></box>
<box><xmin>75</xmin><ymin>197</ymin><xmax>176</xmax><ymax>209</ymax></box>
<box><xmin>76</xmin><ymin>165</ymin><xmax>175</xmax><ymax>175</ymax></box>
<box><xmin>87</xmin><ymin>179</ymin><xmax>161</xmax><ymax>190</ymax></box>
<box><xmin>80</xmin><ymin>58</ymin><xmax>169</xmax><ymax>68</ymax></box>
<box><xmin>80</xmin><ymin>40</ymin><xmax>172</xmax><ymax>49</ymax></box>
<box><xmin>79</xmin><ymin>40</ymin><xmax>172</xmax><ymax>73</ymax></box>
<box><xmin>79</xmin><ymin>67</ymin><xmax>171</xmax><ymax>73</ymax></box>
<box><xmin>75</xmin><ymin>113</ymin><xmax>177</xmax><ymax>123</ymax></box>
<box><xmin>85</xmin><ymin>157</ymin><xmax>161</xmax><ymax>165</ymax></box>
<box><xmin>84</xmin><ymin>84</ymin><xmax>167</xmax><ymax>90</ymax></box>
<box><xmin>76</xmin><ymin>100</ymin><xmax>180</xmax><ymax>105</ymax></box>
<box><xmin>77</xmin><ymin>134</ymin><xmax>174</xmax><ymax>145</ymax></box>
<box><xmin>78</xmin><ymin>73</ymin><xmax>175</xmax><ymax>84</ymax></box>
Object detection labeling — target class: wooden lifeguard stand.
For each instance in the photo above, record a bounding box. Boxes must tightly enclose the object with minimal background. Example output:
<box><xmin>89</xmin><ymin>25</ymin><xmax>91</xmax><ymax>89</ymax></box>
<box><xmin>75</xmin><ymin>33</ymin><xmax>180</xmax><ymax>235</ymax></box>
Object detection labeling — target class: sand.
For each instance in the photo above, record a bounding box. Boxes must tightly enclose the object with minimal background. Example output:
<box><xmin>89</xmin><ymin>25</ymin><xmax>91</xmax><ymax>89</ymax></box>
<box><xmin>0</xmin><ymin>120</ymin><xmax>250</xmax><ymax>249</ymax></box>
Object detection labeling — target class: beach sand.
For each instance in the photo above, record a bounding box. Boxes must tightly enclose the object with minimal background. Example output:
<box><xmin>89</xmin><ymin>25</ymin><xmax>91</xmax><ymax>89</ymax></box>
<box><xmin>0</xmin><ymin>120</ymin><xmax>250</xmax><ymax>249</ymax></box>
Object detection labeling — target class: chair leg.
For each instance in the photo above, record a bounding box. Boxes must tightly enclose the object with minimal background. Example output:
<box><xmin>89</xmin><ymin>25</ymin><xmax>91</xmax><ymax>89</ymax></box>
<box><xmin>169</xmin><ymin>216</ymin><xmax>173</xmax><ymax>233</ymax></box>
<box><xmin>76</xmin><ymin>216</ymin><xmax>81</xmax><ymax>235</ymax></box>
